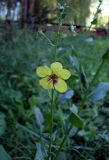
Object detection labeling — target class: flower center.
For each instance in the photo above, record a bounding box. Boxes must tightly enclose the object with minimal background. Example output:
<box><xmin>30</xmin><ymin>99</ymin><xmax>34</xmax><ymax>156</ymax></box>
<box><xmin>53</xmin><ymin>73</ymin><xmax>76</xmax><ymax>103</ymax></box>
<box><xmin>49</xmin><ymin>74</ymin><xmax>58</xmax><ymax>84</ymax></box>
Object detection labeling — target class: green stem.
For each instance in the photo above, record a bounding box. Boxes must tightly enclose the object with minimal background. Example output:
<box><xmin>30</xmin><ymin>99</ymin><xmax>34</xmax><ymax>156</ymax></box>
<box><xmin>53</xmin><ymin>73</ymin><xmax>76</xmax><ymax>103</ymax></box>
<box><xmin>39</xmin><ymin>30</ymin><xmax>55</xmax><ymax>47</ymax></box>
<box><xmin>89</xmin><ymin>0</ymin><xmax>102</xmax><ymax>30</ymax></box>
<box><xmin>48</xmin><ymin>89</ymin><xmax>54</xmax><ymax>160</ymax></box>
<box><xmin>54</xmin><ymin>34</ymin><xmax>59</xmax><ymax>62</ymax></box>
<box><xmin>54</xmin><ymin>59</ymin><xmax>105</xmax><ymax>160</ymax></box>
<box><xmin>78</xmin><ymin>59</ymin><xmax>105</xmax><ymax>112</ymax></box>
<box><xmin>54</xmin><ymin>21</ymin><xmax>62</xmax><ymax>62</ymax></box>
<box><xmin>54</xmin><ymin>44</ymin><xmax>57</xmax><ymax>62</ymax></box>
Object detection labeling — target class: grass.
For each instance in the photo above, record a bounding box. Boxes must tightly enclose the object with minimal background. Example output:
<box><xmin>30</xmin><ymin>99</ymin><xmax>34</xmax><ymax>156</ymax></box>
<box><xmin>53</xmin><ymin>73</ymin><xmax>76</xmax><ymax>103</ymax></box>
<box><xmin>0</xmin><ymin>28</ymin><xmax>109</xmax><ymax>159</ymax></box>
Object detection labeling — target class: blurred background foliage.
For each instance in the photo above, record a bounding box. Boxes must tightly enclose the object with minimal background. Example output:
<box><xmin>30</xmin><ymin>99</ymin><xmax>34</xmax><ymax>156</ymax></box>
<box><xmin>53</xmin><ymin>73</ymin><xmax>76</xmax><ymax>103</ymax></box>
<box><xmin>0</xmin><ymin>0</ymin><xmax>109</xmax><ymax>27</ymax></box>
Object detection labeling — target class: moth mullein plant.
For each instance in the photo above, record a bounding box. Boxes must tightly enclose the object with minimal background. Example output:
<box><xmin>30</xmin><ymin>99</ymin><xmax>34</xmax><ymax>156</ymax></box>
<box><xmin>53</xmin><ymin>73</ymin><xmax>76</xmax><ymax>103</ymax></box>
<box><xmin>36</xmin><ymin>62</ymin><xmax>71</xmax><ymax>93</ymax></box>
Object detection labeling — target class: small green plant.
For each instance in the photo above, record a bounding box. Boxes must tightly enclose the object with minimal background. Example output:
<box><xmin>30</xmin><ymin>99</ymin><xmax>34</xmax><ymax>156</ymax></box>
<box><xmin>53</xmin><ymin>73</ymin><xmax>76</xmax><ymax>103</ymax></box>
<box><xmin>35</xmin><ymin>33</ymin><xmax>109</xmax><ymax>159</ymax></box>
<box><xmin>35</xmin><ymin>4</ymin><xmax>109</xmax><ymax>159</ymax></box>
<box><xmin>0</xmin><ymin>2</ymin><xmax>109</xmax><ymax>159</ymax></box>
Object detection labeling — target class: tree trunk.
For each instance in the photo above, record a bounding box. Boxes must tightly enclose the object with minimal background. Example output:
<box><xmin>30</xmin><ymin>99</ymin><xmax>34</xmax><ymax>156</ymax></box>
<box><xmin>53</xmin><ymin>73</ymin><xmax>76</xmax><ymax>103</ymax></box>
<box><xmin>21</xmin><ymin>0</ymin><xmax>32</xmax><ymax>28</ymax></box>
<box><xmin>32</xmin><ymin>0</ymin><xmax>40</xmax><ymax>19</ymax></box>
<box><xmin>6</xmin><ymin>0</ymin><xmax>13</xmax><ymax>25</ymax></box>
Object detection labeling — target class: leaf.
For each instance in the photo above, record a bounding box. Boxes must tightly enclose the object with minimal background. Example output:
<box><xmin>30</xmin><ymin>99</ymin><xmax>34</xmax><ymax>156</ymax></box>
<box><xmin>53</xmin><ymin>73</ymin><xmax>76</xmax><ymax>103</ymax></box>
<box><xmin>59</xmin><ymin>90</ymin><xmax>74</xmax><ymax>102</ymax></box>
<box><xmin>34</xmin><ymin>143</ymin><xmax>45</xmax><ymax>160</ymax></box>
<box><xmin>6</xmin><ymin>89</ymin><xmax>22</xmax><ymax>103</ymax></box>
<box><xmin>100</xmin><ymin>133</ymin><xmax>109</xmax><ymax>142</ymax></box>
<box><xmin>102</xmin><ymin>49</ymin><xmax>109</xmax><ymax>61</ymax></box>
<box><xmin>0</xmin><ymin>145</ymin><xmax>12</xmax><ymax>160</ymax></box>
<box><xmin>0</xmin><ymin>113</ymin><xmax>6</xmax><ymax>137</ymax></box>
<box><xmin>71</xmin><ymin>48</ymin><xmax>78</xmax><ymax>57</ymax></box>
<box><xmin>88</xmin><ymin>126</ymin><xmax>96</xmax><ymax>137</ymax></box>
<box><xmin>98</xmin><ymin>9</ymin><xmax>102</xmax><ymax>13</ymax></box>
<box><xmin>91</xmin><ymin>18</ymin><xmax>97</xmax><ymax>25</ymax></box>
<box><xmin>68</xmin><ymin>54</ymin><xmax>80</xmax><ymax>71</ymax></box>
<box><xmin>80</xmin><ymin>67</ymin><xmax>88</xmax><ymax>89</ymax></box>
<box><xmin>29</xmin><ymin>95</ymin><xmax>36</xmax><ymax>108</ymax></box>
<box><xmin>70</xmin><ymin>75</ymin><xmax>78</xmax><ymax>82</ymax></box>
<box><xmin>59</xmin><ymin>107</ymin><xmax>65</xmax><ymax>126</ymax></box>
<box><xmin>34</xmin><ymin>107</ymin><xmax>44</xmax><ymax>131</ymax></box>
<box><xmin>69</xmin><ymin>112</ymin><xmax>83</xmax><ymax>129</ymax></box>
<box><xmin>99</xmin><ymin>0</ymin><xmax>102</xmax><ymax>3</ymax></box>
<box><xmin>89</xmin><ymin>82</ymin><xmax>109</xmax><ymax>102</ymax></box>
<box><xmin>70</xmin><ymin>104</ymin><xmax>78</xmax><ymax>114</ymax></box>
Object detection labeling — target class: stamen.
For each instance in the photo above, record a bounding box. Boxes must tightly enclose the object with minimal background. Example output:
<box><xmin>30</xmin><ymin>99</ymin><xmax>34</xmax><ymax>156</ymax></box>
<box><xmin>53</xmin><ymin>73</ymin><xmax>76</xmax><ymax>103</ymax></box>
<box><xmin>49</xmin><ymin>74</ymin><xmax>58</xmax><ymax>84</ymax></box>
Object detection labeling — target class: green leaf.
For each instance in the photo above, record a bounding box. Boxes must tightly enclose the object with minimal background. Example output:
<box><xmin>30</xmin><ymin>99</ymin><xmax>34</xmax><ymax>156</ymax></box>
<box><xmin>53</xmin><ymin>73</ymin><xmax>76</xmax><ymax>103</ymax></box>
<box><xmin>59</xmin><ymin>90</ymin><xmax>74</xmax><ymax>102</ymax></box>
<box><xmin>98</xmin><ymin>9</ymin><xmax>102</xmax><ymax>13</ymax></box>
<box><xmin>100</xmin><ymin>133</ymin><xmax>109</xmax><ymax>142</ymax></box>
<box><xmin>70</xmin><ymin>75</ymin><xmax>78</xmax><ymax>82</ymax></box>
<box><xmin>80</xmin><ymin>67</ymin><xmax>88</xmax><ymax>89</ymax></box>
<box><xmin>89</xmin><ymin>82</ymin><xmax>109</xmax><ymax>102</ymax></box>
<box><xmin>102</xmin><ymin>49</ymin><xmax>109</xmax><ymax>61</ymax></box>
<box><xmin>69</xmin><ymin>112</ymin><xmax>83</xmax><ymax>129</ymax></box>
<box><xmin>69</xmin><ymin>54</ymin><xmax>80</xmax><ymax>71</ymax></box>
<box><xmin>0</xmin><ymin>113</ymin><xmax>6</xmax><ymax>137</ymax></box>
<box><xmin>34</xmin><ymin>107</ymin><xmax>44</xmax><ymax>131</ymax></box>
<box><xmin>88</xmin><ymin>125</ymin><xmax>96</xmax><ymax>137</ymax></box>
<box><xmin>34</xmin><ymin>143</ymin><xmax>45</xmax><ymax>160</ymax></box>
<box><xmin>91</xmin><ymin>18</ymin><xmax>97</xmax><ymax>25</ymax></box>
<box><xmin>70</xmin><ymin>104</ymin><xmax>78</xmax><ymax>114</ymax></box>
<box><xmin>71</xmin><ymin>48</ymin><xmax>78</xmax><ymax>57</ymax></box>
<box><xmin>29</xmin><ymin>95</ymin><xmax>36</xmax><ymax>108</ymax></box>
<box><xmin>0</xmin><ymin>145</ymin><xmax>12</xmax><ymax>160</ymax></box>
<box><xmin>99</xmin><ymin>0</ymin><xmax>102</xmax><ymax>3</ymax></box>
<box><xmin>59</xmin><ymin>107</ymin><xmax>65</xmax><ymax>126</ymax></box>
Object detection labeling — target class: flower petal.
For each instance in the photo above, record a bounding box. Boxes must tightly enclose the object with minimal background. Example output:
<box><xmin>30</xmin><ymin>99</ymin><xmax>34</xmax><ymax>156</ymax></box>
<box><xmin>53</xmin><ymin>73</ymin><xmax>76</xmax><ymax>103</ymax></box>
<box><xmin>59</xmin><ymin>69</ymin><xmax>71</xmax><ymax>80</ymax></box>
<box><xmin>54</xmin><ymin>78</ymin><xmax>67</xmax><ymax>93</ymax></box>
<box><xmin>39</xmin><ymin>77</ymin><xmax>53</xmax><ymax>89</ymax></box>
<box><xmin>37</xmin><ymin>66</ymin><xmax>52</xmax><ymax>77</ymax></box>
<box><xmin>51</xmin><ymin>62</ymin><xmax>63</xmax><ymax>74</ymax></box>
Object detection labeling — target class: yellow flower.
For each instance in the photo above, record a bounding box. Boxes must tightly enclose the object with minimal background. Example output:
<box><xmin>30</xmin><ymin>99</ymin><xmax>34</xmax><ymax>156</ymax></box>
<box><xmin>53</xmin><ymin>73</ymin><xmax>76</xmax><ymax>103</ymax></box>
<box><xmin>36</xmin><ymin>62</ymin><xmax>71</xmax><ymax>93</ymax></box>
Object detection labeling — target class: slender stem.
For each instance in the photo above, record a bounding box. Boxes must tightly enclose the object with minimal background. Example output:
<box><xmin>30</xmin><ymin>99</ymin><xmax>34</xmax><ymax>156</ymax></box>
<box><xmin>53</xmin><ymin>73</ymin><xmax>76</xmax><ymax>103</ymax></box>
<box><xmin>89</xmin><ymin>0</ymin><xmax>102</xmax><ymax>30</ymax></box>
<box><xmin>54</xmin><ymin>32</ymin><xmax>59</xmax><ymax>62</ymax></box>
<box><xmin>54</xmin><ymin>20</ymin><xmax>62</xmax><ymax>62</ymax></box>
<box><xmin>54</xmin><ymin>45</ymin><xmax>57</xmax><ymax>62</ymax></box>
<box><xmin>39</xmin><ymin>30</ymin><xmax>55</xmax><ymax>47</ymax></box>
<box><xmin>54</xmin><ymin>59</ymin><xmax>105</xmax><ymax>160</ymax></box>
<box><xmin>78</xmin><ymin>59</ymin><xmax>105</xmax><ymax>112</ymax></box>
<box><xmin>47</xmin><ymin>89</ymin><xmax>54</xmax><ymax>160</ymax></box>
